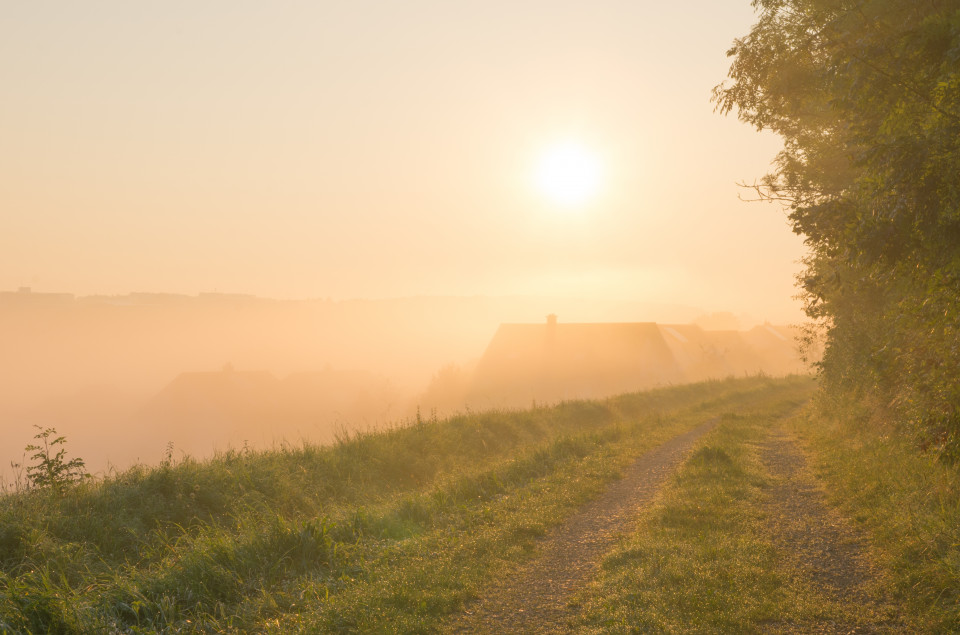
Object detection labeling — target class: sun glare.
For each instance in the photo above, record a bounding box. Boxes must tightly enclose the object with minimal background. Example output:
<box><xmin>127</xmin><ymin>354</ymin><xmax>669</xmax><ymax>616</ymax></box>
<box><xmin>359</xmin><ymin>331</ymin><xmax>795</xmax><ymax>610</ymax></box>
<box><xmin>534</xmin><ymin>141</ymin><xmax>603</xmax><ymax>208</ymax></box>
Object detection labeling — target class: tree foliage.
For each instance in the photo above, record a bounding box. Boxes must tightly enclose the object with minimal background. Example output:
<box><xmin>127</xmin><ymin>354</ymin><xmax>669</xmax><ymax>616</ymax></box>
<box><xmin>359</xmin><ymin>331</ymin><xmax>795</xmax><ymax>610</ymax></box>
<box><xmin>715</xmin><ymin>0</ymin><xmax>960</xmax><ymax>460</ymax></box>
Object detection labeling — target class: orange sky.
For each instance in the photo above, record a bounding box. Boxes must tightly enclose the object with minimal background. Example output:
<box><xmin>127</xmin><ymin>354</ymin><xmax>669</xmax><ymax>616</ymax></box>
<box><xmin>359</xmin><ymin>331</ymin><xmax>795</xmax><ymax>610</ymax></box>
<box><xmin>0</xmin><ymin>1</ymin><xmax>805</xmax><ymax>323</ymax></box>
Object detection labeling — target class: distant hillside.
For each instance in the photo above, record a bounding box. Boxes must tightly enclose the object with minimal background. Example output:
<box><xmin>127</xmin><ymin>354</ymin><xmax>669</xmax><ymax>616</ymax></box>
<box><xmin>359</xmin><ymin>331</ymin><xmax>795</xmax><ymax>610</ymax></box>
<box><xmin>142</xmin><ymin>367</ymin><xmax>400</xmax><ymax>456</ymax></box>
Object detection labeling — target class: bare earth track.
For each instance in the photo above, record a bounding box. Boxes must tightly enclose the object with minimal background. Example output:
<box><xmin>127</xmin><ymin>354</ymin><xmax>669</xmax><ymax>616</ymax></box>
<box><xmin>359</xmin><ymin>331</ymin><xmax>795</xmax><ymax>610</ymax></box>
<box><xmin>759</xmin><ymin>429</ymin><xmax>895</xmax><ymax>633</ymax></box>
<box><xmin>447</xmin><ymin>418</ymin><xmax>718</xmax><ymax>634</ymax></box>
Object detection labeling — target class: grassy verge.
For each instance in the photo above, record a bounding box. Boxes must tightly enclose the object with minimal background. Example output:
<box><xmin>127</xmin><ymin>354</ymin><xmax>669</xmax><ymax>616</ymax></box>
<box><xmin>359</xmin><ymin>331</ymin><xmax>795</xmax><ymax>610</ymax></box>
<box><xmin>0</xmin><ymin>376</ymin><xmax>814</xmax><ymax>633</ymax></box>
<box><xmin>786</xmin><ymin>411</ymin><xmax>960</xmax><ymax>631</ymax></box>
<box><xmin>573</xmin><ymin>394</ymin><xmax>891</xmax><ymax>632</ymax></box>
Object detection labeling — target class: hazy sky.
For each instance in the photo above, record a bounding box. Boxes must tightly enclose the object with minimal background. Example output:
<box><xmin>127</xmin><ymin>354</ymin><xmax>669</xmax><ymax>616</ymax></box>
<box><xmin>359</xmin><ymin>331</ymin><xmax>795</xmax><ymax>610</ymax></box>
<box><xmin>1</xmin><ymin>1</ymin><xmax>805</xmax><ymax>322</ymax></box>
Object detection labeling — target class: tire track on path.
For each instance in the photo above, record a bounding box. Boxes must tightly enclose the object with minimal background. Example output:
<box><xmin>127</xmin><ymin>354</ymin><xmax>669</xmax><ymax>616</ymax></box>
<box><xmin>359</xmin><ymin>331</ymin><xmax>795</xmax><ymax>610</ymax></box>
<box><xmin>447</xmin><ymin>417</ymin><xmax>718</xmax><ymax>634</ymax></box>
<box><xmin>759</xmin><ymin>429</ymin><xmax>896</xmax><ymax>633</ymax></box>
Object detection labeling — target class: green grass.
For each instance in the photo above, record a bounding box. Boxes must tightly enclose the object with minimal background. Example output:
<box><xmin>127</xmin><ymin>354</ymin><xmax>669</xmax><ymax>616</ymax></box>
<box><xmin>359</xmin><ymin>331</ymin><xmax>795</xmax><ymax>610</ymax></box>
<box><xmin>573</xmin><ymin>406</ymin><xmax>795</xmax><ymax>632</ymax></box>
<box><xmin>786</xmin><ymin>410</ymin><xmax>960</xmax><ymax>632</ymax></box>
<box><xmin>574</xmin><ymin>392</ymin><xmax>960</xmax><ymax>632</ymax></box>
<box><xmin>0</xmin><ymin>376</ymin><xmax>814</xmax><ymax>633</ymax></box>
<box><xmin>5</xmin><ymin>374</ymin><xmax>955</xmax><ymax>633</ymax></box>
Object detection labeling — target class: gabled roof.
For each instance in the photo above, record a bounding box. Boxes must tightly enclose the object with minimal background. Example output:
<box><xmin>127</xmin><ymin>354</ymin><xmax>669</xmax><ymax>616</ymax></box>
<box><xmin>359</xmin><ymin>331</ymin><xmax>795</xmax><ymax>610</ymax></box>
<box><xmin>469</xmin><ymin>321</ymin><xmax>681</xmax><ymax>405</ymax></box>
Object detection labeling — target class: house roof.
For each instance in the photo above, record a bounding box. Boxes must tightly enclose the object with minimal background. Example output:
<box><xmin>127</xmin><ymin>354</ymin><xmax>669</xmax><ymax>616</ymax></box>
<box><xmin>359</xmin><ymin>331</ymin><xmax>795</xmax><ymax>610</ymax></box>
<box><xmin>468</xmin><ymin>318</ymin><xmax>812</xmax><ymax>407</ymax></box>
<box><xmin>469</xmin><ymin>321</ymin><xmax>682</xmax><ymax>404</ymax></box>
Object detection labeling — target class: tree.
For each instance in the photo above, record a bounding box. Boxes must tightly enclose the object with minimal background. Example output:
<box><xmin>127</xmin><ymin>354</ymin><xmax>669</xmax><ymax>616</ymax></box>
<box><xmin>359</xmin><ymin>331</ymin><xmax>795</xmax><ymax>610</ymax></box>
<box><xmin>714</xmin><ymin>0</ymin><xmax>960</xmax><ymax>460</ymax></box>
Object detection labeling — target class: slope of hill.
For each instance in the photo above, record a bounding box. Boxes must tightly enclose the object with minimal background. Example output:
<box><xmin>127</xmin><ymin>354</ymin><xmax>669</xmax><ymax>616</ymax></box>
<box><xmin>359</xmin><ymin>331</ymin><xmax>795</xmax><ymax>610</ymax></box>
<box><xmin>4</xmin><ymin>375</ymin><xmax>953</xmax><ymax>633</ymax></box>
<box><xmin>0</xmin><ymin>377</ymin><xmax>808</xmax><ymax>632</ymax></box>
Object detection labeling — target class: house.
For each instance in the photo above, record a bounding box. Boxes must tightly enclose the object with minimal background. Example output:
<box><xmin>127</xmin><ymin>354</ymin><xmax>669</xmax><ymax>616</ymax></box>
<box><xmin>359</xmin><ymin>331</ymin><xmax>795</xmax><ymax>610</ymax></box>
<box><xmin>467</xmin><ymin>315</ymin><xmax>682</xmax><ymax>408</ymax></box>
<box><xmin>466</xmin><ymin>316</ymin><xmax>812</xmax><ymax>409</ymax></box>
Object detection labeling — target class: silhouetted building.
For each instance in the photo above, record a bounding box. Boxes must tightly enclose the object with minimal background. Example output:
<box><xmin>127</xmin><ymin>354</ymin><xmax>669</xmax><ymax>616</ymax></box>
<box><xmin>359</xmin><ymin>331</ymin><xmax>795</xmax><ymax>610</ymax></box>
<box><xmin>467</xmin><ymin>317</ymin><xmax>811</xmax><ymax>408</ymax></box>
<box><xmin>467</xmin><ymin>316</ymin><xmax>682</xmax><ymax>407</ymax></box>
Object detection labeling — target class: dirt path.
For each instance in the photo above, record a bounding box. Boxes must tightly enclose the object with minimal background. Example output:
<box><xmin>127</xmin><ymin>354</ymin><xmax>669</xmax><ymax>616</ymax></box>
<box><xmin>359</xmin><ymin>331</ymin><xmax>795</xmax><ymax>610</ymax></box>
<box><xmin>759</xmin><ymin>429</ymin><xmax>894</xmax><ymax>633</ymax></box>
<box><xmin>446</xmin><ymin>418</ymin><xmax>718</xmax><ymax>634</ymax></box>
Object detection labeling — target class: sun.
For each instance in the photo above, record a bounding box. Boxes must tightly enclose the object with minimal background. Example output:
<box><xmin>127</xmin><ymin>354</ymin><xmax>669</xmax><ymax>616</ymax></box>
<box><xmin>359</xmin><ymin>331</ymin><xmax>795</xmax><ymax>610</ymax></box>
<box><xmin>534</xmin><ymin>141</ymin><xmax>603</xmax><ymax>208</ymax></box>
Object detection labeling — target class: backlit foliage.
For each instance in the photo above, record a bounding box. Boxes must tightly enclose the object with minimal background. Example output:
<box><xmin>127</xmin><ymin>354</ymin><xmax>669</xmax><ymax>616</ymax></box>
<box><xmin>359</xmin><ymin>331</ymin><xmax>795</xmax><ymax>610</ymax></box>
<box><xmin>715</xmin><ymin>0</ymin><xmax>960</xmax><ymax>460</ymax></box>
<box><xmin>24</xmin><ymin>426</ymin><xmax>88</xmax><ymax>493</ymax></box>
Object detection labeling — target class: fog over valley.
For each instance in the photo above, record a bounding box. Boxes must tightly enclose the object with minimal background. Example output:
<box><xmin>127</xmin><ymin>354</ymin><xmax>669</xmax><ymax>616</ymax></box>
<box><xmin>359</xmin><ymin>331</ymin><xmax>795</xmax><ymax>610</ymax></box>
<box><xmin>0</xmin><ymin>289</ymin><xmax>808</xmax><ymax>481</ymax></box>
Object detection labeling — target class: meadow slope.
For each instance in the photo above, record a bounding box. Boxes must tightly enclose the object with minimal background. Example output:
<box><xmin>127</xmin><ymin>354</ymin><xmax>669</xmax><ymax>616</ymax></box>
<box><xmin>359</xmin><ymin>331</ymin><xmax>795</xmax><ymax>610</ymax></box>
<box><xmin>1</xmin><ymin>375</ymin><xmax>956</xmax><ymax>633</ymax></box>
